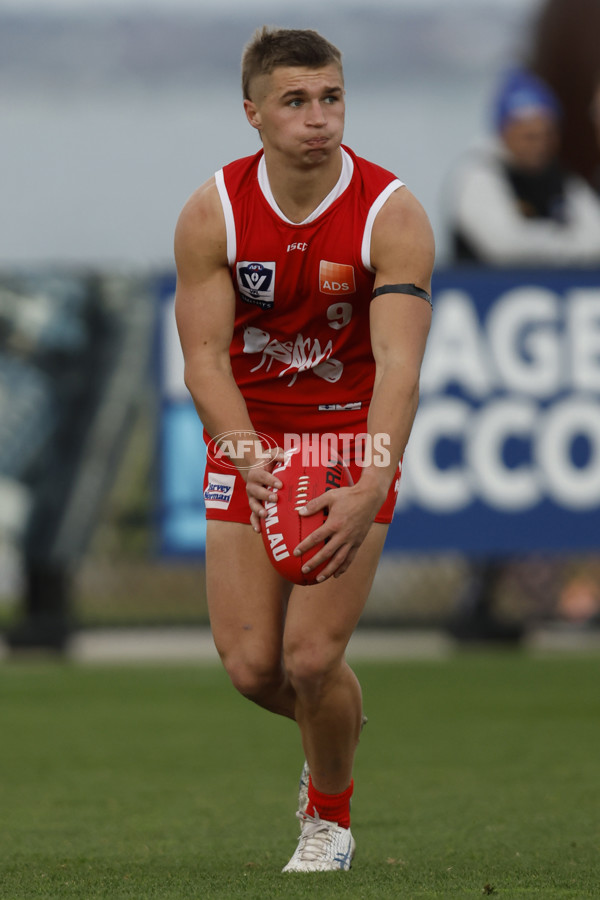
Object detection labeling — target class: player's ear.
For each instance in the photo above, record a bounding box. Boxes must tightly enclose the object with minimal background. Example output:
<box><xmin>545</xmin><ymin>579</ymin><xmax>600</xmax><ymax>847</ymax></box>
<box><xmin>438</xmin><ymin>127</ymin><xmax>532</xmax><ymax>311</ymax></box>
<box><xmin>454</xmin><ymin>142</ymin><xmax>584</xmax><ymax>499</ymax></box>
<box><xmin>244</xmin><ymin>99</ymin><xmax>262</xmax><ymax>131</ymax></box>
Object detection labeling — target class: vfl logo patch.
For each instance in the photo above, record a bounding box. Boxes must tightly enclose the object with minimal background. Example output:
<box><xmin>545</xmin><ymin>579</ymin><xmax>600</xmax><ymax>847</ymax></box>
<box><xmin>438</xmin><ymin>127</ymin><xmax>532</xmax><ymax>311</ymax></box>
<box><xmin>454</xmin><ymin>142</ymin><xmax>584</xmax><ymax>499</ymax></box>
<box><xmin>237</xmin><ymin>261</ymin><xmax>276</xmax><ymax>310</ymax></box>
<box><xmin>319</xmin><ymin>260</ymin><xmax>356</xmax><ymax>295</ymax></box>
<box><xmin>204</xmin><ymin>472</ymin><xmax>236</xmax><ymax>509</ymax></box>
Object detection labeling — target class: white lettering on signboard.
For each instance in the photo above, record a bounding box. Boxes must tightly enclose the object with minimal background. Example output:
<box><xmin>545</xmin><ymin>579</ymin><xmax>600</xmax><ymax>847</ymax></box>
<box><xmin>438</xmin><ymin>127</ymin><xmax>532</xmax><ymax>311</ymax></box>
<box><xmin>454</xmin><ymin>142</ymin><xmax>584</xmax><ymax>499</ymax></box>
<box><xmin>468</xmin><ymin>398</ymin><xmax>542</xmax><ymax>511</ymax></box>
<box><xmin>538</xmin><ymin>397</ymin><xmax>600</xmax><ymax>509</ymax></box>
<box><xmin>488</xmin><ymin>288</ymin><xmax>562</xmax><ymax>396</ymax></box>
<box><xmin>402</xmin><ymin>398</ymin><xmax>471</xmax><ymax>512</ymax></box>
<box><xmin>570</xmin><ymin>290</ymin><xmax>600</xmax><ymax>391</ymax></box>
<box><xmin>420</xmin><ymin>290</ymin><xmax>495</xmax><ymax>398</ymax></box>
<box><xmin>402</xmin><ymin>287</ymin><xmax>600</xmax><ymax>514</ymax></box>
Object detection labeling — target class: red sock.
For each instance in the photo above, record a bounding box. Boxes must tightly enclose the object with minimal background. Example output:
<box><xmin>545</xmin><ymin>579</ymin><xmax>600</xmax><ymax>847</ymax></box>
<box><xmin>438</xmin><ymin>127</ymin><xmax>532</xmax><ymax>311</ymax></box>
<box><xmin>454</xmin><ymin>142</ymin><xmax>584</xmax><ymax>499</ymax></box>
<box><xmin>306</xmin><ymin>776</ymin><xmax>354</xmax><ymax>829</ymax></box>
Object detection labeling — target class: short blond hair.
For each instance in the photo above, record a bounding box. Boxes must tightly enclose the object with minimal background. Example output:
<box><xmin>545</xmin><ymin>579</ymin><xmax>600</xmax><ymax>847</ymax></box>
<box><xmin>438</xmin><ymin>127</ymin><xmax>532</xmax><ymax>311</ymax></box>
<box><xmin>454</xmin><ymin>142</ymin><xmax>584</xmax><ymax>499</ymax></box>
<box><xmin>241</xmin><ymin>26</ymin><xmax>343</xmax><ymax>101</ymax></box>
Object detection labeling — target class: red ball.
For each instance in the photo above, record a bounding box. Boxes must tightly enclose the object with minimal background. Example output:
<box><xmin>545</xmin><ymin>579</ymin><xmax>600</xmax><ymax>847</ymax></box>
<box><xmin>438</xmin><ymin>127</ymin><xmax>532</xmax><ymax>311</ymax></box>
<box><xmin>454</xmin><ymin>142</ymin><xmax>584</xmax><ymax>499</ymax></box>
<box><xmin>261</xmin><ymin>448</ymin><xmax>353</xmax><ymax>585</ymax></box>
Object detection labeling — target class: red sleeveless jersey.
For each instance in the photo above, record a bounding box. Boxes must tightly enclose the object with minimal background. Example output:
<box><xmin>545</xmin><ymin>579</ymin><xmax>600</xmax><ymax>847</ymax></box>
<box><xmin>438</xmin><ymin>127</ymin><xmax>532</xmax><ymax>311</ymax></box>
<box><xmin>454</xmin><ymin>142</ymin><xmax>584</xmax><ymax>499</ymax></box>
<box><xmin>215</xmin><ymin>145</ymin><xmax>403</xmax><ymax>435</ymax></box>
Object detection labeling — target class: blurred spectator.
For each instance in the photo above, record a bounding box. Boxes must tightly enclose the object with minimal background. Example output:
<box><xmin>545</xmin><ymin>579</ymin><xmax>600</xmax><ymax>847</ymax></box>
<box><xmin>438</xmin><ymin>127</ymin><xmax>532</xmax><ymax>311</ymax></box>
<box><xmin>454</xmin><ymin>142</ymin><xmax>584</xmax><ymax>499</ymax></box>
<box><xmin>446</xmin><ymin>67</ymin><xmax>600</xmax><ymax>267</ymax></box>
<box><xmin>444</xmin><ymin>68</ymin><xmax>600</xmax><ymax>643</ymax></box>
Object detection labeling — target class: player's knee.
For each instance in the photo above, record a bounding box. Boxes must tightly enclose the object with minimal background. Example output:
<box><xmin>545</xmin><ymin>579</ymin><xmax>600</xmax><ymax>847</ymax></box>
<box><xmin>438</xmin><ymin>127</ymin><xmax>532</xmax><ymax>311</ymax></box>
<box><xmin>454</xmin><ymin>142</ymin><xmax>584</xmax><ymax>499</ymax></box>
<box><xmin>283</xmin><ymin>641</ymin><xmax>340</xmax><ymax>695</ymax></box>
<box><xmin>223</xmin><ymin>653</ymin><xmax>282</xmax><ymax>702</ymax></box>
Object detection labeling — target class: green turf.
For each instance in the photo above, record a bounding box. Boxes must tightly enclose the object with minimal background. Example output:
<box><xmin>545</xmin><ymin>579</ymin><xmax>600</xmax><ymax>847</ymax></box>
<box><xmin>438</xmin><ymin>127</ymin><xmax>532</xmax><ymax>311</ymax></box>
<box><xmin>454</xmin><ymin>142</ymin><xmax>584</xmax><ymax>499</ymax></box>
<box><xmin>0</xmin><ymin>653</ymin><xmax>599</xmax><ymax>898</ymax></box>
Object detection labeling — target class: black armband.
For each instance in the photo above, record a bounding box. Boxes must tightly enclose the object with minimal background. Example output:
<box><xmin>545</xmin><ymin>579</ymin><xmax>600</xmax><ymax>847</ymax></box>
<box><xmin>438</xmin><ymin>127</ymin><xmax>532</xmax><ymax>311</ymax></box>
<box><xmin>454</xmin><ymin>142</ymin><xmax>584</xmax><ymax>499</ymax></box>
<box><xmin>371</xmin><ymin>283</ymin><xmax>432</xmax><ymax>308</ymax></box>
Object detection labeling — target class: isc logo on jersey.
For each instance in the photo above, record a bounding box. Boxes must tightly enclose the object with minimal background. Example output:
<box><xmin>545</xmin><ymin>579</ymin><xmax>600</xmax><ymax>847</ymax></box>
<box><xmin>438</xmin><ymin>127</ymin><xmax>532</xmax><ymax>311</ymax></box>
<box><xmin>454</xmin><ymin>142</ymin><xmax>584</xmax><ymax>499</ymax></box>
<box><xmin>237</xmin><ymin>262</ymin><xmax>276</xmax><ymax>310</ymax></box>
<box><xmin>319</xmin><ymin>261</ymin><xmax>356</xmax><ymax>295</ymax></box>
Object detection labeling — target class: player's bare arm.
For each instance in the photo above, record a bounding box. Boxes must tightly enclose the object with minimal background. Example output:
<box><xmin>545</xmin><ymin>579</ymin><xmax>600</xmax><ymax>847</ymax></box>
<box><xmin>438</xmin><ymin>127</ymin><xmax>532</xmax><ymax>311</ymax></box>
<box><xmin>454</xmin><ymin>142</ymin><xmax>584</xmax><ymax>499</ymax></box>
<box><xmin>175</xmin><ymin>180</ymin><xmax>283</xmax><ymax>501</ymax></box>
<box><xmin>362</xmin><ymin>186</ymin><xmax>435</xmax><ymax>495</ymax></box>
<box><xmin>296</xmin><ymin>187</ymin><xmax>434</xmax><ymax>580</ymax></box>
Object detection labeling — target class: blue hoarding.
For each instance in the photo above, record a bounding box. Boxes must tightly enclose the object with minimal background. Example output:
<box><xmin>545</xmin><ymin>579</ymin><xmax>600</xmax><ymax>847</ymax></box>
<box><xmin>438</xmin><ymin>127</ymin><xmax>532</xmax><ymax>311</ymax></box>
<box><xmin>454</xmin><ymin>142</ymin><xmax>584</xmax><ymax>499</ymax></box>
<box><xmin>156</xmin><ymin>268</ymin><xmax>600</xmax><ymax>556</ymax></box>
<box><xmin>155</xmin><ymin>273</ymin><xmax>208</xmax><ymax>555</ymax></box>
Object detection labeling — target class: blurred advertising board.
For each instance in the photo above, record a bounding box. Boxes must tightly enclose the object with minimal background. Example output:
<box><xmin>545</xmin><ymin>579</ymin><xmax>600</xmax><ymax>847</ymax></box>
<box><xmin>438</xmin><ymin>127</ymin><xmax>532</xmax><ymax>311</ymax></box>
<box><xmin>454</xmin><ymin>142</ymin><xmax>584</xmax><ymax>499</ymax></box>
<box><xmin>156</xmin><ymin>269</ymin><xmax>600</xmax><ymax>556</ymax></box>
<box><xmin>155</xmin><ymin>273</ymin><xmax>207</xmax><ymax>555</ymax></box>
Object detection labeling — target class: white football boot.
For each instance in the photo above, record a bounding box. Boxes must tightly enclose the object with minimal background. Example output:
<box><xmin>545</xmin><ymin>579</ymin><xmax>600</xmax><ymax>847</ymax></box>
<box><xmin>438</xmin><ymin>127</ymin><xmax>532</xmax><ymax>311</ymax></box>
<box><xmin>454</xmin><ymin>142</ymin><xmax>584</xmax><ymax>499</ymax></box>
<box><xmin>297</xmin><ymin>760</ymin><xmax>310</xmax><ymax>815</ymax></box>
<box><xmin>282</xmin><ymin>810</ymin><xmax>355</xmax><ymax>872</ymax></box>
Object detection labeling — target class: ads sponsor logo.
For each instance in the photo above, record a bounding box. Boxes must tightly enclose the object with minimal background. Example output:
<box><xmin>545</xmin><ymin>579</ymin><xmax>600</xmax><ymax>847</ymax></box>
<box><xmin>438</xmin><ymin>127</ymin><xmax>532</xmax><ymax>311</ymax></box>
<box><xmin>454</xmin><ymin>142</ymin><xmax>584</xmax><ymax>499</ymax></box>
<box><xmin>399</xmin><ymin>286</ymin><xmax>600</xmax><ymax>514</ymax></box>
<box><xmin>319</xmin><ymin>260</ymin><xmax>356</xmax><ymax>295</ymax></box>
<box><xmin>237</xmin><ymin>261</ymin><xmax>276</xmax><ymax>310</ymax></box>
<box><xmin>204</xmin><ymin>472</ymin><xmax>236</xmax><ymax>508</ymax></box>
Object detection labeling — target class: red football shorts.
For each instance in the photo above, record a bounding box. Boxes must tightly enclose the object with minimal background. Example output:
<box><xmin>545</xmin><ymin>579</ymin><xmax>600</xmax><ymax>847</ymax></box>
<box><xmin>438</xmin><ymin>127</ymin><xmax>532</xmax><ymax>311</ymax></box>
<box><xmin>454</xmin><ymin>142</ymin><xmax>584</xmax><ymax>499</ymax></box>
<box><xmin>203</xmin><ymin>441</ymin><xmax>401</xmax><ymax>525</ymax></box>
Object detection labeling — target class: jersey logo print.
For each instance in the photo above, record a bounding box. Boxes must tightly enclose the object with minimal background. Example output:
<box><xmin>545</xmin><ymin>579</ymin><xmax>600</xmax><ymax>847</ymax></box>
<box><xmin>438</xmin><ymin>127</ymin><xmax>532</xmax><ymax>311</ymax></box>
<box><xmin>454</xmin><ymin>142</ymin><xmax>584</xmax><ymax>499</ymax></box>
<box><xmin>203</xmin><ymin>472</ymin><xmax>236</xmax><ymax>509</ymax></box>
<box><xmin>237</xmin><ymin>261</ymin><xmax>276</xmax><ymax>309</ymax></box>
<box><xmin>319</xmin><ymin>261</ymin><xmax>356</xmax><ymax>295</ymax></box>
<box><xmin>243</xmin><ymin>326</ymin><xmax>344</xmax><ymax>387</ymax></box>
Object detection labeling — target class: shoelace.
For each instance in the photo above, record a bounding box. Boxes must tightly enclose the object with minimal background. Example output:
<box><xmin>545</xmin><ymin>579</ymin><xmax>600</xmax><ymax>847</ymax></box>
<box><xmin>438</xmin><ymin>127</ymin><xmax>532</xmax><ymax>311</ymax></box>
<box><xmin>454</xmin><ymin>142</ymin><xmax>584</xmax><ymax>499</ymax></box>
<box><xmin>293</xmin><ymin>812</ymin><xmax>334</xmax><ymax>861</ymax></box>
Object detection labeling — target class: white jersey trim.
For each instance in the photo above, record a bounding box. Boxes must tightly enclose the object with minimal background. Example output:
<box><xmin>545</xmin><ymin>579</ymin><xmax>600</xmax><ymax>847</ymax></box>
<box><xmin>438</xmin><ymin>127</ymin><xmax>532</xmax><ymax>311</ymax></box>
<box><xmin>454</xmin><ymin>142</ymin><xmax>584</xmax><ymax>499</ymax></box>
<box><xmin>361</xmin><ymin>179</ymin><xmax>404</xmax><ymax>273</ymax></box>
<box><xmin>257</xmin><ymin>149</ymin><xmax>355</xmax><ymax>225</ymax></box>
<box><xmin>215</xmin><ymin>168</ymin><xmax>237</xmax><ymax>266</ymax></box>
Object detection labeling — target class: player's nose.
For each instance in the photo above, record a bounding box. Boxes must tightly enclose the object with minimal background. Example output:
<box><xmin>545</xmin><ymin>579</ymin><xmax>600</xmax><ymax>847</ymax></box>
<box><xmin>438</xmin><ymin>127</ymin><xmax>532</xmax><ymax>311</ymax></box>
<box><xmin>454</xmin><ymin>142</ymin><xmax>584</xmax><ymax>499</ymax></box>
<box><xmin>306</xmin><ymin>99</ymin><xmax>326</xmax><ymax>125</ymax></box>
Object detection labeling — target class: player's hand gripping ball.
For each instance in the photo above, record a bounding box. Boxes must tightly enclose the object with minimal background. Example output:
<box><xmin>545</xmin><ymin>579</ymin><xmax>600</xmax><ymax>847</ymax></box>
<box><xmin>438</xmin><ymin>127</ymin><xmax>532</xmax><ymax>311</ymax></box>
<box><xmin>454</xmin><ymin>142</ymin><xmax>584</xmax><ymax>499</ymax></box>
<box><xmin>261</xmin><ymin>448</ymin><xmax>353</xmax><ymax>585</ymax></box>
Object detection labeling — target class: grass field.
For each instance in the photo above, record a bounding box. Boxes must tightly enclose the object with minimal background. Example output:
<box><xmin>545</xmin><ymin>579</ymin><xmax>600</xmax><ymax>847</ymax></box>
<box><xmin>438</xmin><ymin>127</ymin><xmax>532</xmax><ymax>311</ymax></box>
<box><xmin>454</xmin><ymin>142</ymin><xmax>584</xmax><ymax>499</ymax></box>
<box><xmin>1</xmin><ymin>652</ymin><xmax>599</xmax><ymax>899</ymax></box>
